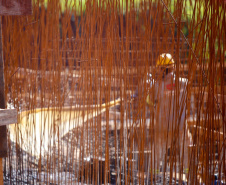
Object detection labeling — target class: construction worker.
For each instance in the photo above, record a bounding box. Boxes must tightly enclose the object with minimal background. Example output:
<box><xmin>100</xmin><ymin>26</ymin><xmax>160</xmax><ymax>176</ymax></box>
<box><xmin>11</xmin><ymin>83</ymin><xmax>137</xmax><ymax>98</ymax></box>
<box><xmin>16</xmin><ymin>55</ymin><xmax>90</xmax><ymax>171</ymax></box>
<box><xmin>146</xmin><ymin>53</ymin><xmax>188</xmax><ymax>179</ymax></box>
<box><xmin>131</xmin><ymin>53</ymin><xmax>189</xmax><ymax>181</ymax></box>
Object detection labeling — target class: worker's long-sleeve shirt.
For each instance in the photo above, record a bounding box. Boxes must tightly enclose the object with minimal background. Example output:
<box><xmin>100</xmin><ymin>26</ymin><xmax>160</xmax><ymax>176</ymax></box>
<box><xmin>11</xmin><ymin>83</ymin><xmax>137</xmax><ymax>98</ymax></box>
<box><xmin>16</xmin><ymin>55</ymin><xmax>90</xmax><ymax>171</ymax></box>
<box><xmin>133</xmin><ymin>72</ymin><xmax>189</xmax><ymax>169</ymax></box>
<box><xmin>146</xmin><ymin>72</ymin><xmax>189</xmax><ymax>169</ymax></box>
<box><xmin>149</xmin><ymin>72</ymin><xmax>188</xmax><ymax>133</ymax></box>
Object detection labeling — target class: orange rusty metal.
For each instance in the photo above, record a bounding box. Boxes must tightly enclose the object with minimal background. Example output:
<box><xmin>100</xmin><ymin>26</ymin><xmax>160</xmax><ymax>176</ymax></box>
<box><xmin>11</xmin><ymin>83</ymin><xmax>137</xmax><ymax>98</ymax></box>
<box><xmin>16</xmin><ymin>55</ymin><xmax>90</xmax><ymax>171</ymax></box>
<box><xmin>0</xmin><ymin>0</ymin><xmax>225</xmax><ymax>184</ymax></box>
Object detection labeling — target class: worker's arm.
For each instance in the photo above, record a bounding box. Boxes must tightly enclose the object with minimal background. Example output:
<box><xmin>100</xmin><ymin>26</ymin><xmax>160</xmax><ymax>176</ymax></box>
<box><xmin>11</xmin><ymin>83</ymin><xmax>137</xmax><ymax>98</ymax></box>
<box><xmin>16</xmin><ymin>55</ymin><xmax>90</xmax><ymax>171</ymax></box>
<box><xmin>146</xmin><ymin>73</ymin><xmax>158</xmax><ymax>106</ymax></box>
<box><xmin>131</xmin><ymin>73</ymin><xmax>157</xmax><ymax>107</ymax></box>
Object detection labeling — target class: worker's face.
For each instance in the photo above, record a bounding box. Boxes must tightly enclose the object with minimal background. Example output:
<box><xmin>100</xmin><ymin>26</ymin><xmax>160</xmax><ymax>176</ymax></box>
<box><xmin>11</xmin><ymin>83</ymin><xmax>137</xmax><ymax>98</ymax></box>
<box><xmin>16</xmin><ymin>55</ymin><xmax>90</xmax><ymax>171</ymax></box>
<box><xmin>154</xmin><ymin>67</ymin><xmax>165</xmax><ymax>79</ymax></box>
<box><xmin>155</xmin><ymin>66</ymin><xmax>174</xmax><ymax>79</ymax></box>
<box><xmin>166</xmin><ymin>66</ymin><xmax>175</xmax><ymax>74</ymax></box>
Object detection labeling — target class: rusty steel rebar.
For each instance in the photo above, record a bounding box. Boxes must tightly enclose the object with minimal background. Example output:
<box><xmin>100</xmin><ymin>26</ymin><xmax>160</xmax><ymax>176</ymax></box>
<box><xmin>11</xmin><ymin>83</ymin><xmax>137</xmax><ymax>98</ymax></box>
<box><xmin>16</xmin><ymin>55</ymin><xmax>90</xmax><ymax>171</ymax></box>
<box><xmin>1</xmin><ymin>0</ymin><xmax>225</xmax><ymax>184</ymax></box>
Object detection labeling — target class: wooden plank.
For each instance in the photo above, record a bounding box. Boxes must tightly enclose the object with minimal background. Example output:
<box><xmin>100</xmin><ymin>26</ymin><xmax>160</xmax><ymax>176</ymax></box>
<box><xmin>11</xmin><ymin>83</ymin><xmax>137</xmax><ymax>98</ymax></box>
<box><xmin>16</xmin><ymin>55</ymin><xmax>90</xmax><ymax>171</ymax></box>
<box><xmin>0</xmin><ymin>109</ymin><xmax>17</xmax><ymax>126</ymax></box>
<box><xmin>0</xmin><ymin>0</ymin><xmax>32</xmax><ymax>15</ymax></box>
<box><xmin>187</xmin><ymin>116</ymin><xmax>223</xmax><ymax>131</ymax></box>
<box><xmin>188</xmin><ymin>125</ymin><xmax>224</xmax><ymax>141</ymax></box>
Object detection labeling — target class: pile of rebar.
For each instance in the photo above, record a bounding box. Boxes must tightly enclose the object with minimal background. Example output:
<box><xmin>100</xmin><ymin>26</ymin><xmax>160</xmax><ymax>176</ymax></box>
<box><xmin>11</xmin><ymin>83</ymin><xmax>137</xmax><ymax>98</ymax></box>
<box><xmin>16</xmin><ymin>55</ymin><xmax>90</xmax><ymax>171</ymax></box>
<box><xmin>2</xmin><ymin>0</ymin><xmax>225</xmax><ymax>184</ymax></box>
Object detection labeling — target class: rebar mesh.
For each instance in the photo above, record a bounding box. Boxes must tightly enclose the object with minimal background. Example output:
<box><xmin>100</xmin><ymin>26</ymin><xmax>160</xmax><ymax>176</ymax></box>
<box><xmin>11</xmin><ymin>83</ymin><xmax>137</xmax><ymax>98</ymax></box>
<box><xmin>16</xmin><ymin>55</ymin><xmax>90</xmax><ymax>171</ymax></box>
<box><xmin>1</xmin><ymin>0</ymin><xmax>225</xmax><ymax>184</ymax></box>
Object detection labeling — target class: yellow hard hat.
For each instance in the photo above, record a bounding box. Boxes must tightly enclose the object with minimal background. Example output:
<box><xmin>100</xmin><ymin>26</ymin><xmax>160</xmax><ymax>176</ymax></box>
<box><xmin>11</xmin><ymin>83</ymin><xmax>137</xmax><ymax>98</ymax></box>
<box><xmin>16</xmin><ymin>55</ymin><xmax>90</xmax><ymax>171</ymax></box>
<box><xmin>156</xmin><ymin>53</ymin><xmax>174</xmax><ymax>67</ymax></box>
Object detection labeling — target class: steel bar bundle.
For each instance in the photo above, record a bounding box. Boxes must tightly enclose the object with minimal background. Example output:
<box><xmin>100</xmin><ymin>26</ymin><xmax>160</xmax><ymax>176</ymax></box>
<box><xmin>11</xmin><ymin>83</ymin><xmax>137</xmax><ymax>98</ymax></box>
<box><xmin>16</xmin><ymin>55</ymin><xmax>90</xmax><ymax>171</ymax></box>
<box><xmin>1</xmin><ymin>0</ymin><xmax>225</xmax><ymax>184</ymax></box>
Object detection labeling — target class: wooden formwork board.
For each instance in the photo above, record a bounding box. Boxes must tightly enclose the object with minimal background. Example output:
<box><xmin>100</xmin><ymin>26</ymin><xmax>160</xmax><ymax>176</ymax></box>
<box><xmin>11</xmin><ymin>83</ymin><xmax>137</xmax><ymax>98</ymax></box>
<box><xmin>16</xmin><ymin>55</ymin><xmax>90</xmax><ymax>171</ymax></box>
<box><xmin>0</xmin><ymin>0</ymin><xmax>32</xmax><ymax>15</ymax></box>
